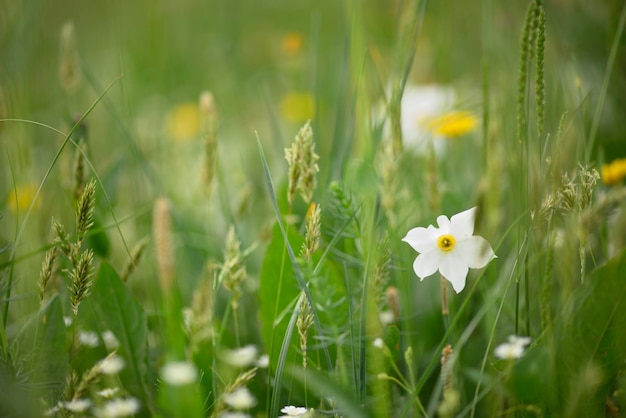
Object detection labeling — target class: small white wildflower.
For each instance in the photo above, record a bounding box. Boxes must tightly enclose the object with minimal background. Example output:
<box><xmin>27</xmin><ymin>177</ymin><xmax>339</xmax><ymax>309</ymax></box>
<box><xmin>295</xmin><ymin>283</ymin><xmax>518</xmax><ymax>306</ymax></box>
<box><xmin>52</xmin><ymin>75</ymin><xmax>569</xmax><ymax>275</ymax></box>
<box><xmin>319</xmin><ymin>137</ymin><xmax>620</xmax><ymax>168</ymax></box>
<box><xmin>63</xmin><ymin>316</ymin><xmax>73</xmax><ymax>327</ymax></box>
<box><xmin>78</xmin><ymin>330</ymin><xmax>100</xmax><ymax>347</ymax></box>
<box><xmin>161</xmin><ymin>361</ymin><xmax>198</xmax><ymax>386</ymax></box>
<box><xmin>102</xmin><ymin>330</ymin><xmax>120</xmax><ymax>350</ymax></box>
<box><xmin>402</xmin><ymin>207</ymin><xmax>496</xmax><ymax>294</ymax></box>
<box><xmin>255</xmin><ymin>354</ymin><xmax>269</xmax><ymax>368</ymax></box>
<box><xmin>221</xmin><ymin>387</ymin><xmax>257</xmax><ymax>410</ymax></box>
<box><xmin>378</xmin><ymin>310</ymin><xmax>395</xmax><ymax>325</ymax></box>
<box><xmin>93</xmin><ymin>397</ymin><xmax>141</xmax><ymax>418</ymax></box>
<box><xmin>222</xmin><ymin>345</ymin><xmax>258</xmax><ymax>367</ymax></box>
<box><xmin>97</xmin><ymin>387</ymin><xmax>120</xmax><ymax>398</ymax></box>
<box><xmin>62</xmin><ymin>398</ymin><xmax>92</xmax><ymax>413</ymax></box>
<box><xmin>372</xmin><ymin>338</ymin><xmax>384</xmax><ymax>349</ymax></box>
<box><xmin>43</xmin><ymin>405</ymin><xmax>59</xmax><ymax>416</ymax></box>
<box><xmin>98</xmin><ymin>355</ymin><xmax>125</xmax><ymax>375</ymax></box>
<box><xmin>494</xmin><ymin>335</ymin><xmax>532</xmax><ymax>360</ymax></box>
<box><xmin>280</xmin><ymin>405</ymin><xmax>311</xmax><ymax>417</ymax></box>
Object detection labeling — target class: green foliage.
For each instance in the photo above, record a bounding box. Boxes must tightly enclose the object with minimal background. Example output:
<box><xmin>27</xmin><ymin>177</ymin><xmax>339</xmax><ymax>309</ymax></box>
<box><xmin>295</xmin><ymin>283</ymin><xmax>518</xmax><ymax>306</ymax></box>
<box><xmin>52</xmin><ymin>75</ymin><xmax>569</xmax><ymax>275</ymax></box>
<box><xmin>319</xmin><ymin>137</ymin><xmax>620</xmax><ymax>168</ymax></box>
<box><xmin>81</xmin><ymin>262</ymin><xmax>150</xmax><ymax>404</ymax></box>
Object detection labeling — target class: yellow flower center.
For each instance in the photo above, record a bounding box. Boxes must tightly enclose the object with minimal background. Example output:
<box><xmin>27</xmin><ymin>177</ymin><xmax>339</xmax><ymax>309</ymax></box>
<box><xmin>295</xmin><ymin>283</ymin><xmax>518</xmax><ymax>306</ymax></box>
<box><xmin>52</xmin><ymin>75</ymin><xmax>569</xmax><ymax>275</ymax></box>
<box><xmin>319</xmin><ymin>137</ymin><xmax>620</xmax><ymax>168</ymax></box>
<box><xmin>437</xmin><ymin>234</ymin><xmax>456</xmax><ymax>252</ymax></box>
<box><xmin>425</xmin><ymin>111</ymin><xmax>478</xmax><ymax>138</ymax></box>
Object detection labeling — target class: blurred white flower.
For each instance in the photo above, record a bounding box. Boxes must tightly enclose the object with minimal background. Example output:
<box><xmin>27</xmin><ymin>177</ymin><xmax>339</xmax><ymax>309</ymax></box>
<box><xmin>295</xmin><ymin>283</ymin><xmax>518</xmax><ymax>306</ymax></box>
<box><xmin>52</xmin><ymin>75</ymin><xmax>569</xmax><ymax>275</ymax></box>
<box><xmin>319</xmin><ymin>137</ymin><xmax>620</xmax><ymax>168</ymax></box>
<box><xmin>222</xmin><ymin>387</ymin><xmax>257</xmax><ymax>410</ymax></box>
<box><xmin>280</xmin><ymin>405</ymin><xmax>312</xmax><ymax>417</ymax></box>
<box><xmin>372</xmin><ymin>338</ymin><xmax>384</xmax><ymax>349</ymax></box>
<box><xmin>222</xmin><ymin>345</ymin><xmax>258</xmax><ymax>367</ymax></box>
<box><xmin>93</xmin><ymin>397</ymin><xmax>141</xmax><ymax>418</ymax></box>
<box><xmin>399</xmin><ymin>85</ymin><xmax>456</xmax><ymax>154</ymax></box>
<box><xmin>102</xmin><ymin>330</ymin><xmax>120</xmax><ymax>350</ymax></box>
<box><xmin>97</xmin><ymin>355</ymin><xmax>125</xmax><ymax>375</ymax></box>
<box><xmin>378</xmin><ymin>310</ymin><xmax>395</xmax><ymax>325</ymax></box>
<box><xmin>402</xmin><ymin>207</ymin><xmax>496</xmax><ymax>293</ymax></box>
<box><xmin>161</xmin><ymin>361</ymin><xmax>198</xmax><ymax>386</ymax></box>
<box><xmin>62</xmin><ymin>398</ymin><xmax>92</xmax><ymax>413</ymax></box>
<box><xmin>494</xmin><ymin>335</ymin><xmax>532</xmax><ymax>360</ymax></box>
<box><xmin>78</xmin><ymin>330</ymin><xmax>100</xmax><ymax>347</ymax></box>
<box><xmin>63</xmin><ymin>316</ymin><xmax>73</xmax><ymax>327</ymax></box>
<box><xmin>97</xmin><ymin>387</ymin><xmax>120</xmax><ymax>399</ymax></box>
<box><xmin>255</xmin><ymin>354</ymin><xmax>269</xmax><ymax>368</ymax></box>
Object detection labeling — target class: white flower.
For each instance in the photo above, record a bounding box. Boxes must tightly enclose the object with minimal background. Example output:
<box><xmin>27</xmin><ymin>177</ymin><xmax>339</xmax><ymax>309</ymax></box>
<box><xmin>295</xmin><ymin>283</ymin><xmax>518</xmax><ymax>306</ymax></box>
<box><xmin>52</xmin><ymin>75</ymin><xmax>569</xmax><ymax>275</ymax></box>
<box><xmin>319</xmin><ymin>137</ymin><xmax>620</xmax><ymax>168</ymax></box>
<box><xmin>98</xmin><ymin>354</ymin><xmax>125</xmax><ymax>375</ymax></box>
<box><xmin>63</xmin><ymin>316</ymin><xmax>73</xmax><ymax>327</ymax></box>
<box><xmin>97</xmin><ymin>387</ymin><xmax>120</xmax><ymax>398</ymax></box>
<box><xmin>102</xmin><ymin>330</ymin><xmax>120</xmax><ymax>350</ymax></box>
<box><xmin>372</xmin><ymin>338</ymin><xmax>384</xmax><ymax>349</ymax></box>
<box><xmin>378</xmin><ymin>310</ymin><xmax>395</xmax><ymax>325</ymax></box>
<box><xmin>62</xmin><ymin>398</ymin><xmax>92</xmax><ymax>413</ymax></box>
<box><xmin>93</xmin><ymin>397</ymin><xmax>141</xmax><ymax>418</ymax></box>
<box><xmin>398</xmin><ymin>84</ymin><xmax>456</xmax><ymax>155</ymax></box>
<box><xmin>280</xmin><ymin>405</ymin><xmax>311</xmax><ymax>417</ymax></box>
<box><xmin>78</xmin><ymin>330</ymin><xmax>100</xmax><ymax>347</ymax></box>
<box><xmin>494</xmin><ymin>335</ymin><xmax>531</xmax><ymax>360</ymax></box>
<box><xmin>255</xmin><ymin>354</ymin><xmax>269</xmax><ymax>368</ymax></box>
<box><xmin>402</xmin><ymin>207</ymin><xmax>496</xmax><ymax>293</ymax></box>
<box><xmin>222</xmin><ymin>387</ymin><xmax>257</xmax><ymax>410</ymax></box>
<box><xmin>161</xmin><ymin>361</ymin><xmax>198</xmax><ymax>386</ymax></box>
<box><xmin>221</xmin><ymin>345</ymin><xmax>258</xmax><ymax>367</ymax></box>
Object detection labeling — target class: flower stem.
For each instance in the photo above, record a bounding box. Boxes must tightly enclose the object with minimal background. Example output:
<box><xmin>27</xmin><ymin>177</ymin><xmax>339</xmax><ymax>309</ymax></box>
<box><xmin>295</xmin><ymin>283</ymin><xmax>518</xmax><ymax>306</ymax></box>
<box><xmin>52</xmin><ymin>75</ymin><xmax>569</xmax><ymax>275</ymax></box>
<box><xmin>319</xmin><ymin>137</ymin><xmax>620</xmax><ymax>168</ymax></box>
<box><xmin>440</xmin><ymin>275</ymin><xmax>450</xmax><ymax>335</ymax></box>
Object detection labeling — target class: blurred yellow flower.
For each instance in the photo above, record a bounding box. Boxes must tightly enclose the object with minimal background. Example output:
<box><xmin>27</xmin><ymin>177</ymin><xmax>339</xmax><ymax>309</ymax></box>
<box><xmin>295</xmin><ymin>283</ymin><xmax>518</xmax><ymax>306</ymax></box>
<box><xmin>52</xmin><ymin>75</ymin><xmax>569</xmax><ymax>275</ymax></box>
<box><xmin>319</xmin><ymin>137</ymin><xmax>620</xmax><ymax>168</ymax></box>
<box><xmin>601</xmin><ymin>158</ymin><xmax>626</xmax><ymax>185</ymax></box>
<box><xmin>166</xmin><ymin>103</ymin><xmax>201</xmax><ymax>142</ymax></box>
<box><xmin>425</xmin><ymin>111</ymin><xmax>478</xmax><ymax>138</ymax></box>
<box><xmin>280</xmin><ymin>92</ymin><xmax>315</xmax><ymax>123</ymax></box>
<box><xmin>282</xmin><ymin>32</ymin><xmax>304</xmax><ymax>56</ymax></box>
<box><xmin>7</xmin><ymin>183</ymin><xmax>41</xmax><ymax>214</ymax></box>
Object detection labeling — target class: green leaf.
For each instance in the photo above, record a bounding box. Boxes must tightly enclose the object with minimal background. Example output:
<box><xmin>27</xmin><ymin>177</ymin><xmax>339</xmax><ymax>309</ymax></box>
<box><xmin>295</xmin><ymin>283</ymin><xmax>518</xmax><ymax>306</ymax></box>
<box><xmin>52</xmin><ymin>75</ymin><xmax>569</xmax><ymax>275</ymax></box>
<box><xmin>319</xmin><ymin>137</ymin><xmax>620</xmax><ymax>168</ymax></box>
<box><xmin>286</xmin><ymin>365</ymin><xmax>372</xmax><ymax>418</ymax></box>
<box><xmin>511</xmin><ymin>249</ymin><xmax>626</xmax><ymax>415</ymax></box>
<box><xmin>83</xmin><ymin>262</ymin><xmax>150</xmax><ymax>403</ymax></box>
<box><xmin>258</xmin><ymin>221</ymin><xmax>302</xmax><ymax>369</ymax></box>
<box><xmin>14</xmin><ymin>295</ymin><xmax>69</xmax><ymax>404</ymax></box>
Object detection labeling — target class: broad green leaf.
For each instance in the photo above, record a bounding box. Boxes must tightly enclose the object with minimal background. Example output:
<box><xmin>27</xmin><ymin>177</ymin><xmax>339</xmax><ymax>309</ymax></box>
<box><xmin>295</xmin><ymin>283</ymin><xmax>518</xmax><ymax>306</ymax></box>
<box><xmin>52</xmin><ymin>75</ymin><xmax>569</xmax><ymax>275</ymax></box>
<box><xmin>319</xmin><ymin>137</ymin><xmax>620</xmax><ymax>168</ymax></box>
<box><xmin>510</xmin><ymin>248</ymin><xmax>626</xmax><ymax>416</ymax></box>
<box><xmin>83</xmin><ymin>262</ymin><xmax>150</xmax><ymax>403</ymax></box>
<box><xmin>258</xmin><ymin>221</ymin><xmax>302</xmax><ymax>370</ymax></box>
<box><xmin>14</xmin><ymin>295</ymin><xmax>68</xmax><ymax>404</ymax></box>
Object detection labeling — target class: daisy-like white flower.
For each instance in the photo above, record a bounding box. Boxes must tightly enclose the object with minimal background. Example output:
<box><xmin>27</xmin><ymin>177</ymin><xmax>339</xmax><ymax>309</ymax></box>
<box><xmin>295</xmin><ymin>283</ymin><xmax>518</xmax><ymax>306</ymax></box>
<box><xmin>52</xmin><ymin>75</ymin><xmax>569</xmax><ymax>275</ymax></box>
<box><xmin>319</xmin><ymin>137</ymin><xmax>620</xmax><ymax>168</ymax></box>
<box><xmin>97</xmin><ymin>354</ymin><xmax>125</xmax><ymax>375</ymax></box>
<box><xmin>402</xmin><ymin>207</ymin><xmax>496</xmax><ymax>293</ymax></box>
<box><xmin>221</xmin><ymin>387</ymin><xmax>257</xmax><ymax>410</ymax></box>
<box><xmin>161</xmin><ymin>361</ymin><xmax>198</xmax><ymax>386</ymax></box>
<box><xmin>97</xmin><ymin>387</ymin><xmax>120</xmax><ymax>399</ymax></box>
<box><xmin>221</xmin><ymin>345</ymin><xmax>258</xmax><ymax>367</ymax></box>
<box><xmin>93</xmin><ymin>397</ymin><xmax>141</xmax><ymax>418</ymax></box>
<box><xmin>102</xmin><ymin>330</ymin><xmax>120</xmax><ymax>350</ymax></box>
<box><xmin>78</xmin><ymin>330</ymin><xmax>100</xmax><ymax>347</ymax></box>
<box><xmin>280</xmin><ymin>405</ymin><xmax>311</xmax><ymax>417</ymax></box>
<box><xmin>494</xmin><ymin>335</ymin><xmax>532</xmax><ymax>360</ymax></box>
<box><xmin>62</xmin><ymin>398</ymin><xmax>92</xmax><ymax>413</ymax></box>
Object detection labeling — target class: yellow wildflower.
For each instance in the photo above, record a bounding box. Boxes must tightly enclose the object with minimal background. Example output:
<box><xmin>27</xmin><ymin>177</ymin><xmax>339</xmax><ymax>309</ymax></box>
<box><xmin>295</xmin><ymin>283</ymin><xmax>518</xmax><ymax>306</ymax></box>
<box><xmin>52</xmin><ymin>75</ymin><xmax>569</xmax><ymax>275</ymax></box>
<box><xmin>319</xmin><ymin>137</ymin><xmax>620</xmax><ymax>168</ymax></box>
<box><xmin>601</xmin><ymin>158</ymin><xmax>626</xmax><ymax>186</ymax></box>
<box><xmin>282</xmin><ymin>32</ymin><xmax>304</xmax><ymax>56</ymax></box>
<box><xmin>425</xmin><ymin>111</ymin><xmax>478</xmax><ymax>138</ymax></box>
<box><xmin>166</xmin><ymin>103</ymin><xmax>201</xmax><ymax>142</ymax></box>
<box><xmin>280</xmin><ymin>92</ymin><xmax>315</xmax><ymax>123</ymax></box>
<box><xmin>7</xmin><ymin>183</ymin><xmax>41</xmax><ymax>214</ymax></box>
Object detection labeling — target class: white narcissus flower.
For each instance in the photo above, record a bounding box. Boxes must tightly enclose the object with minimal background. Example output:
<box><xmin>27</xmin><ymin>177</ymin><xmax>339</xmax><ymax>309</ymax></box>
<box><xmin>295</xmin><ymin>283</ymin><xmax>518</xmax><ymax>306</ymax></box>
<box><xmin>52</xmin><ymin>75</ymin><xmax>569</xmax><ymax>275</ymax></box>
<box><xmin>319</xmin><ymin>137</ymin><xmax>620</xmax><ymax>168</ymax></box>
<box><xmin>402</xmin><ymin>207</ymin><xmax>496</xmax><ymax>293</ymax></box>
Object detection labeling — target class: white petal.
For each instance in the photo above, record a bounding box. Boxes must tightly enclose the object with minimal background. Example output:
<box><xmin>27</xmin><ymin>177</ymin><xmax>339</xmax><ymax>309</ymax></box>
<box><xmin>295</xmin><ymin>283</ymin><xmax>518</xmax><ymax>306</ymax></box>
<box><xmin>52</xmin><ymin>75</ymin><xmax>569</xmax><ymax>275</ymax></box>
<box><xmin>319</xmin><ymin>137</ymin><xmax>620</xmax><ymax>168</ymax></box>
<box><xmin>439</xmin><ymin>254</ymin><xmax>469</xmax><ymax>293</ymax></box>
<box><xmin>455</xmin><ymin>236</ymin><xmax>496</xmax><ymax>269</ymax></box>
<box><xmin>450</xmin><ymin>207</ymin><xmax>477</xmax><ymax>238</ymax></box>
<box><xmin>402</xmin><ymin>225</ymin><xmax>438</xmax><ymax>253</ymax></box>
<box><xmin>413</xmin><ymin>250</ymin><xmax>441</xmax><ymax>280</ymax></box>
<box><xmin>436</xmin><ymin>215</ymin><xmax>451</xmax><ymax>233</ymax></box>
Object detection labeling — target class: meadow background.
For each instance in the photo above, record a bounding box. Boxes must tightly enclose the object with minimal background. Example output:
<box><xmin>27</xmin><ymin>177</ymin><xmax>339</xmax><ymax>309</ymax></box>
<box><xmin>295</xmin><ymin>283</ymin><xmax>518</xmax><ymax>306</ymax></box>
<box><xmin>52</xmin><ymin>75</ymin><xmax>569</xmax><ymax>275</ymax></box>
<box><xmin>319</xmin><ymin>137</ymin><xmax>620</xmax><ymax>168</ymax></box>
<box><xmin>1</xmin><ymin>0</ymin><xmax>626</xmax><ymax>416</ymax></box>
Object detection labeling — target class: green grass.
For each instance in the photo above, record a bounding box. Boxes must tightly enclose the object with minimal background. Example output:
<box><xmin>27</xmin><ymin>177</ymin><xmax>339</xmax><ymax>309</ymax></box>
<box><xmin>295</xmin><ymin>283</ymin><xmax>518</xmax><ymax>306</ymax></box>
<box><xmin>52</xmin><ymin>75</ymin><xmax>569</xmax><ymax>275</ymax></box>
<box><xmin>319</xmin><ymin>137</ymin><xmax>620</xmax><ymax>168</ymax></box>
<box><xmin>2</xmin><ymin>0</ymin><xmax>626</xmax><ymax>417</ymax></box>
